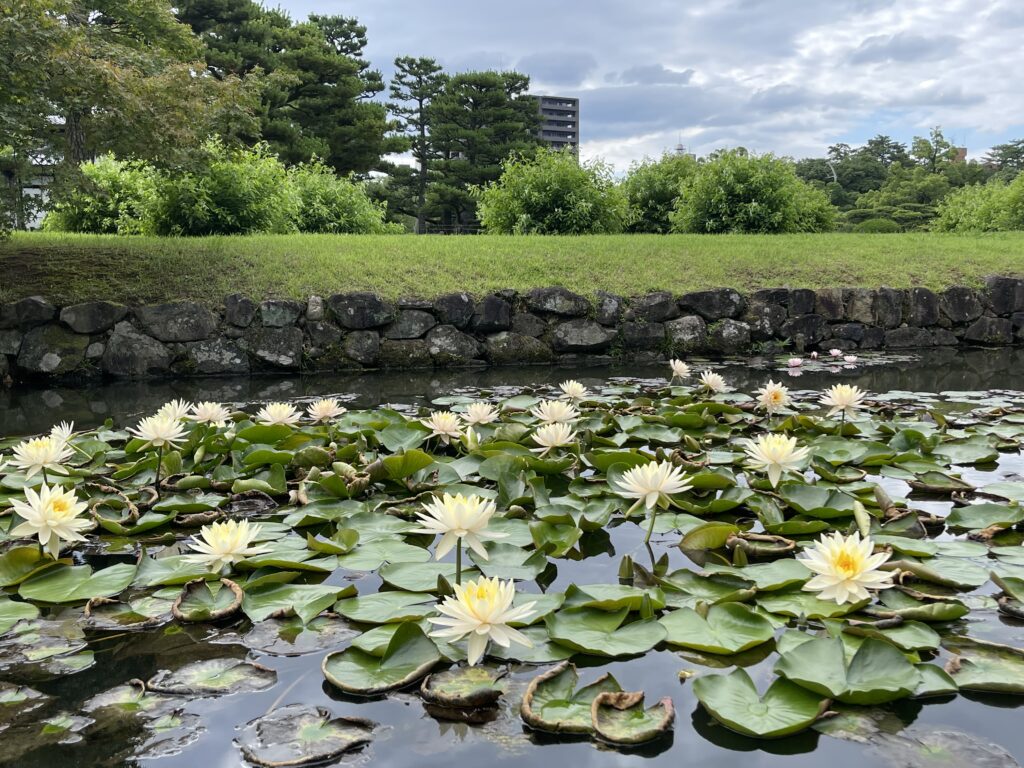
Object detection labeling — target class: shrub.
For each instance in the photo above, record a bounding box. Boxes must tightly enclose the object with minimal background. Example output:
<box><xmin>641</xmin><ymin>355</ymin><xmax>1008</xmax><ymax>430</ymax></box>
<box><xmin>289</xmin><ymin>161</ymin><xmax>399</xmax><ymax>233</ymax></box>
<box><xmin>934</xmin><ymin>175</ymin><xmax>1024</xmax><ymax>232</ymax></box>
<box><xmin>853</xmin><ymin>217</ymin><xmax>902</xmax><ymax>233</ymax></box>
<box><xmin>43</xmin><ymin>154</ymin><xmax>155</xmax><ymax>234</ymax></box>
<box><xmin>477</xmin><ymin>148</ymin><xmax>628</xmax><ymax>234</ymax></box>
<box><xmin>144</xmin><ymin>139</ymin><xmax>299</xmax><ymax>236</ymax></box>
<box><xmin>670</xmin><ymin>150</ymin><xmax>836</xmax><ymax>233</ymax></box>
<box><xmin>621</xmin><ymin>153</ymin><xmax>698</xmax><ymax>233</ymax></box>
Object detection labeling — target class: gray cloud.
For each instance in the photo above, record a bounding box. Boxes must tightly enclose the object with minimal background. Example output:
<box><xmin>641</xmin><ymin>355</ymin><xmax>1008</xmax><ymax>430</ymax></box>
<box><xmin>515</xmin><ymin>51</ymin><xmax>597</xmax><ymax>87</ymax></box>
<box><xmin>608</xmin><ymin>65</ymin><xmax>695</xmax><ymax>86</ymax></box>
<box><xmin>848</xmin><ymin>32</ymin><xmax>961</xmax><ymax>65</ymax></box>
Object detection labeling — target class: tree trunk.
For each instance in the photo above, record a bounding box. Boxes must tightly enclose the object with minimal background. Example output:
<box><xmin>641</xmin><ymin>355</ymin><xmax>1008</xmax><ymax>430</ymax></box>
<box><xmin>65</xmin><ymin>110</ymin><xmax>87</xmax><ymax>168</ymax></box>
<box><xmin>415</xmin><ymin>97</ymin><xmax>427</xmax><ymax>234</ymax></box>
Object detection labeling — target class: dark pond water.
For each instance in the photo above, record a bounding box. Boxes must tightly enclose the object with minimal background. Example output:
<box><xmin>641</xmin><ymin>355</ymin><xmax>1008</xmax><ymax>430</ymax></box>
<box><xmin>3</xmin><ymin>348</ymin><xmax>1024</xmax><ymax>768</ymax></box>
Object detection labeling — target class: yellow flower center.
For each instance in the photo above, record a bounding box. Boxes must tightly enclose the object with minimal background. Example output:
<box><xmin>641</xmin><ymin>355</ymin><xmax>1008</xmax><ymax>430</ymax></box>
<box><xmin>834</xmin><ymin>550</ymin><xmax>859</xmax><ymax>577</ymax></box>
<box><xmin>51</xmin><ymin>498</ymin><xmax>71</xmax><ymax>515</ymax></box>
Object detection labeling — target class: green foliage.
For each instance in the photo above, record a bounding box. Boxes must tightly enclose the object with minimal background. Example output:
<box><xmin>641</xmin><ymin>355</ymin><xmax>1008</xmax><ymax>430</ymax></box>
<box><xmin>934</xmin><ymin>175</ymin><xmax>1024</xmax><ymax>232</ymax></box>
<box><xmin>671</xmin><ymin>150</ymin><xmax>836</xmax><ymax>234</ymax></box>
<box><xmin>621</xmin><ymin>153</ymin><xmax>699</xmax><ymax>233</ymax></box>
<box><xmin>477</xmin><ymin>148</ymin><xmax>627</xmax><ymax>235</ymax></box>
<box><xmin>290</xmin><ymin>161</ymin><xmax>399</xmax><ymax>234</ymax></box>
<box><xmin>43</xmin><ymin>155</ymin><xmax>156</xmax><ymax>235</ymax></box>
<box><xmin>853</xmin><ymin>218</ymin><xmax>902</xmax><ymax>233</ymax></box>
<box><xmin>847</xmin><ymin>164</ymin><xmax>952</xmax><ymax>229</ymax></box>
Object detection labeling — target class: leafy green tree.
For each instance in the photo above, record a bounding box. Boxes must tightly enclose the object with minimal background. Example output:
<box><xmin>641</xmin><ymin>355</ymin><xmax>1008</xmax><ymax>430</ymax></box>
<box><xmin>984</xmin><ymin>139</ymin><xmax>1024</xmax><ymax>180</ymax></box>
<box><xmin>861</xmin><ymin>135</ymin><xmax>911</xmax><ymax>167</ymax></box>
<box><xmin>477</xmin><ymin>148</ymin><xmax>627</xmax><ymax>234</ymax></box>
<box><xmin>934</xmin><ymin>174</ymin><xmax>1024</xmax><ymax>232</ymax></box>
<box><xmin>911</xmin><ymin>126</ymin><xmax>959</xmax><ymax>173</ymax></box>
<box><xmin>177</xmin><ymin>1</ymin><xmax>402</xmax><ymax>175</ymax></box>
<box><xmin>621</xmin><ymin>153</ymin><xmax>698</xmax><ymax>233</ymax></box>
<box><xmin>388</xmin><ymin>57</ymin><xmax>447</xmax><ymax>232</ymax></box>
<box><xmin>43</xmin><ymin>154</ymin><xmax>156</xmax><ymax>234</ymax></box>
<box><xmin>671</xmin><ymin>150</ymin><xmax>836</xmax><ymax>234</ymax></box>
<box><xmin>846</xmin><ymin>164</ymin><xmax>951</xmax><ymax>228</ymax></box>
<box><xmin>426</xmin><ymin>70</ymin><xmax>541</xmax><ymax>226</ymax></box>
<box><xmin>290</xmin><ymin>161</ymin><xmax>399</xmax><ymax>234</ymax></box>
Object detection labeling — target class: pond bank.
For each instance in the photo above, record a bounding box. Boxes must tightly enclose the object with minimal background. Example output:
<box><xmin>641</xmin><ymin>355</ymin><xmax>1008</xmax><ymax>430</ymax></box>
<box><xmin>3</xmin><ymin>278</ymin><xmax>1024</xmax><ymax>385</ymax></box>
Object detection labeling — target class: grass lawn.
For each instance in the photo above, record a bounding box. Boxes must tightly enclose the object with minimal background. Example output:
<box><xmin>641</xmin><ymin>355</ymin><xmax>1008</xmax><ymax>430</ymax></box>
<box><xmin>2</xmin><ymin>231</ymin><xmax>1023</xmax><ymax>306</ymax></box>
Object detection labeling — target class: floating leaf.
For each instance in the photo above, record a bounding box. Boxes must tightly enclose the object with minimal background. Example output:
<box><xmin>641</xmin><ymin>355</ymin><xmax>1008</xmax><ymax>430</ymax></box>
<box><xmin>545</xmin><ymin>608</ymin><xmax>666</xmax><ymax>658</ymax></box>
<box><xmin>693</xmin><ymin>667</ymin><xmax>826</xmax><ymax>739</ymax></box>
<box><xmin>148</xmin><ymin>658</ymin><xmax>277</xmax><ymax>696</ymax></box>
<box><xmin>591</xmin><ymin>691</ymin><xmax>674</xmax><ymax>745</ymax></box>
<box><xmin>322</xmin><ymin>622</ymin><xmax>440</xmax><ymax>695</ymax></box>
<box><xmin>660</xmin><ymin>603</ymin><xmax>774</xmax><ymax>655</ymax></box>
<box><xmin>420</xmin><ymin>665</ymin><xmax>507</xmax><ymax>708</ymax></box>
<box><xmin>520</xmin><ymin>661</ymin><xmax>621</xmax><ymax>734</ymax></box>
<box><xmin>235</xmin><ymin>704</ymin><xmax>376</xmax><ymax>767</ymax></box>
<box><xmin>172</xmin><ymin>578</ymin><xmax>243</xmax><ymax>622</ymax></box>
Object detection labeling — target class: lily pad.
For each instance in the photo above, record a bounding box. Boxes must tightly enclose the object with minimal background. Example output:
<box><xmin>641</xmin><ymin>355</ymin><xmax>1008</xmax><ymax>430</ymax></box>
<box><xmin>235</xmin><ymin>704</ymin><xmax>376</xmax><ymax>767</ymax></box>
<box><xmin>172</xmin><ymin>579</ymin><xmax>243</xmax><ymax>622</ymax></box>
<box><xmin>693</xmin><ymin>667</ymin><xmax>827</xmax><ymax>739</ymax></box>
<box><xmin>591</xmin><ymin>690</ymin><xmax>674</xmax><ymax>745</ymax></box>
<box><xmin>322</xmin><ymin>621</ymin><xmax>440</xmax><ymax>695</ymax></box>
<box><xmin>147</xmin><ymin>658</ymin><xmax>277</xmax><ymax>696</ymax></box>
<box><xmin>545</xmin><ymin>608</ymin><xmax>666</xmax><ymax>658</ymax></box>
<box><xmin>420</xmin><ymin>665</ymin><xmax>507</xmax><ymax>708</ymax></box>
<box><xmin>660</xmin><ymin>603</ymin><xmax>774</xmax><ymax>655</ymax></box>
<box><xmin>520</xmin><ymin>661</ymin><xmax>621</xmax><ymax>734</ymax></box>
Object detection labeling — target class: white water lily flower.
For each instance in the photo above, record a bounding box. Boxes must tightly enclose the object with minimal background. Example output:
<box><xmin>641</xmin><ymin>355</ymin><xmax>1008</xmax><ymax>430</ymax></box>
<box><xmin>798</xmin><ymin>531</ymin><xmax>894</xmax><ymax>604</ymax></box>
<box><xmin>255</xmin><ymin>402</ymin><xmax>302</xmax><ymax>427</ymax></box>
<box><xmin>820</xmin><ymin>384</ymin><xmax>867</xmax><ymax>419</ymax></box>
<box><xmin>415</xmin><ymin>493</ymin><xmax>507</xmax><ymax>560</ymax></box>
<box><xmin>462</xmin><ymin>426</ymin><xmax>480</xmax><ymax>450</ymax></box>
<box><xmin>743</xmin><ymin>434</ymin><xmax>810</xmax><ymax>487</ymax></box>
<box><xmin>559</xmin><ymin>380</ymin><xmax>589</xmax><ymax>402</ymax></box>
<box><xmin>843</xmin><ymin>355</ymin><xmax>858</xmax><ymax>364</ymax></box>
<box><xmin>183</xmin><ymin>519</ymin><xmax>271</xmax><ymax>572</ymax></box>
<box><xmin>787</xmin><ymin>357</ymin><xmax>803</xmax><ymax>368</ymax></box>
<box><xmin>156</xmin><ymin>399</ymin><xmax>194</xmax><ymax>421</ymax></box>
<box><xmin>464</xmin><ymin>402</ymin><xmax>499</xmax><ymax>425</ymax></box>
<box><xmin>190</xmin><ymin>401</ymin><xmax>232</xmax><ymax>427</ymax></box>
<box><xmin>50</xmin><ymin>421</ymin><xmax>75</xmax><ymax>446</ymax></box>
<box><xmin>129</xmin><ymin>414</ymin><xmax>189</xmax><ymax>449</ymax></box>
<box><xmin>307</xmin><ymin>397</ymin><xmax>347</xmax><ymax>423</ymax></box>
<box><xmin>531</xmin><ymin>400</ymin><xmax>579</xmax><ymax>424</ymax></box>
<box><xmin>421</xmin><ymin>411</ymin><xmax>464</xmax><ymax>444</ymax></box>
<box><xmin>698</xmin><ymin>370</ymin><xmax>729</xmax><ymax>394</ymax></box>
<box><xmin>755</xmin><ymin>380</ymin><xmax>791</xmax><ymax>414</ymax></box>
<box><xmin>10</xmin><ymin>483</ymin><xmax>91</xmax><ymax>559</ymax></box>
<box><xmin>669</xmin><ymin>358</ymin><xmax>691</xmax><ymax>380</ymax></box>
<box><xmin>613</xmin><ymin>460</ymin><xmax>693</xmax><ymax>514</ymax></box>
<box><xmin>829</xmin><ymin>348</ymin><xmax>843</xmax><ymax>357</ymax></box>
<box><xmin>531</xmin><ymin>423</ymin><xmax>576</xmax><ymax>457</ymax></box>
<box><xmin>11</xmin><ymin>436</ymin><xmax>74</xmax><ymax>479</ymax></box>
<box><xmin>428</xmin><ymin>576</ymin><xmax>536</xmax><ymax>666</ymax></box>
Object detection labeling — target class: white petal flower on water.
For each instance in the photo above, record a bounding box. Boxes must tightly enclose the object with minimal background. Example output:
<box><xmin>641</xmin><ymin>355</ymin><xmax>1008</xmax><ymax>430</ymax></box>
<box><xmin>559</xmin><ymin>380</ymin><xmax>589</xmax><ymax>402</ymax></box>
<box><xmin>307</xmin><ymin>398</ymin><xmax>347</xmax><ymax>423</ymax></box>
<box><xmin>820</xmin><ymin>384</ymin><xmax>867</xmax><ymax>419</ymax></box>
<box><xmin>613</xmin><ymin>460</ymin><xmax>692</xmax><ymax>514</ymax></box>
<box><xmin>11</xmin><ymin>436</ymin><xmax>74</xmax><ymax>479</ymax></box>
<box><xmin>414</xmin><ymin>493</ymin><xmax>507</xmax><ymax>560</ymax></box>
<box><xmin>255</xmin><ymin>402</ymin><xmax>302</xmax><ymax>427</ymax></box>
<box><xmin>829</xmin><ymin>348</ymin><xmax>843</xmax><ymax>357</ymax></box>
<box><xmin>421</xmin><ymin>411</ymin><xmax>464</xmax><ymax>443</ymax></box>
<box><xmin>190</xmin><ymin>401</ymin><xmax>232</xmax><ymax>427</ymax></box>
<box><xmin>755</xmin><ymin>380</ymin><xmax>791</xmax><ymax>414</ymax></box>
<box><xmin>743</xmin><ymin>433</ymin><xmax>810</xmax><ymax>487</ymax></box>
<box><xmin>669</xmin><ymin>359</ymin><xmax>691</xmax><ymax>380</ymax></box>
<box><xmin>129</xmin><ymin>414</ymin><xmax>189</xmax><ymax>449</ymax></box>
<box><xmin>531</xmin><ymin>400</ymin><xmax>580</xmax><ymax>424</ymax></box>
<box><xmin>463</xmin><ymin>402</ymin><xmax>499</xmax><ymax>425</ymax></box>
<box><xmin>428</xmin><ymin>576</ymin><xmax>536</xmax><ymax>666</ymax></box>
<box><xmin>50</xmin><ymin>421</ymin><xmax>75</xmax><ymax>446</ymax></box>
<box><xmin>183</xmin><ymin>519</ymin><xmax>271</xmax><ymax>572</ymax></box>
<box><xmin>10</xmin><ymin>483</ymin><xmax>91</xmax><ymax>559</ymax></box>
<box><xmin>698</xmin><ymin>370</ymin><xmax>729</xmax><ymax>394</ymax></box>
<box><xmin>844</xmin><ymin>355</ymin><xmax>858</xmax><ymax>364</ymax></box>
<box><xmin>787</xmin><ymin>357</ymin><xmax>803</xmax><ymax>368</ymax></box>
<box><xmin>156</xmin><ymin>399</ymin><xmax>194</xmax><ymax>421</ymax></box>
<box><xmin>530</xmin><ymin>423</ymin><xmax>576</xmax><ymax>457</ymax></box>
<box><xmin>798</xmin><ymin>531</ymin><xmax>894</xmax><ymax>605</ymax></box>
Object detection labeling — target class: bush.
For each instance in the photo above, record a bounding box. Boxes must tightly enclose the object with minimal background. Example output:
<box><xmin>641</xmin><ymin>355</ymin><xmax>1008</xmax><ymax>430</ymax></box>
<box><xmin>621</xmin><ymin>153</ymin><xmax>698</xmax><ymax>233</ymax></box>
<box><xmin>290</xmin><ymin>161</ymin><xmax>399</xmax><ymax>234</ymax></box>
<box><xmin>670</xmin><ymin>150</ymin><xmax>836</xmax><ymax>233</ymax></box>
<box><xmin>145</xmin><ymin>139</ymin><xmax>299</xmax><ymax>236</ymax></box>
<box><xmin>934</xmin><ymin>175</ymin><xmax>1024</xmax><ymax>232</ymax></box>
<box><xmin>43</xmin><ymin>154</ymin><xmax>155</xmax><ymax>234</ymax></box>
<box><xmin>853</xmin><ymin>217</ymin><xmax>902</xmax><ymax>233</ymax></box>
<box><xmin>477</xmin><ymin>148</ymin><xmax>628</xmax><ymax>234</ymax></box>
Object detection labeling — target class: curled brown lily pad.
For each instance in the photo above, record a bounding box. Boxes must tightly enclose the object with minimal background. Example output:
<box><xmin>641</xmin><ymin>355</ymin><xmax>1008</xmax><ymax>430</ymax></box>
<box><xmin>590</xmin><ymin>690</ymin><xmax>674</xmax><ymax>746</ymax></box>
<box><xmin>171</xmin><ymin>578</ymin><xmax>244</xmax><ymax>623</ymax></box>
<box><xmin>520</xmin><ymin>661</ymin><xmax>621</xmax><ymax>735</ymax></box>
<box><xmin>420</xmin><ymin>665</ymin><xmax>508</xmax><ymax>709</ymax></box>
<box><xmin>235</xmin><ymin>704</ymin><xmax>376</xmax><ymax>768</ymax></box>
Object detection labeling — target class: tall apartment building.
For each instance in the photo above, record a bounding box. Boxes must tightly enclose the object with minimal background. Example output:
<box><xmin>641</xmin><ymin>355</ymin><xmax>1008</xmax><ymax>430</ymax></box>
<box><xmin>532</xmin><ymin>95</ymin><xmax>580</xmax><ymax>153</ymax></box>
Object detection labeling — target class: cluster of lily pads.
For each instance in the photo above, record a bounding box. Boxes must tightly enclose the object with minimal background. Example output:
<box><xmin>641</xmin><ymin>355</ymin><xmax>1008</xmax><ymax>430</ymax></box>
<box><xmin>1</xmin><ymin>361</ymin><xmax>1024</xmax><ymax>763</ymax></box>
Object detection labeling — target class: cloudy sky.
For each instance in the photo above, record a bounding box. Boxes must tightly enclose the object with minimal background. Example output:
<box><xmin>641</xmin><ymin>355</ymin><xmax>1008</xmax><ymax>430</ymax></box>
<box><xmin>281</xmin><ymin>0</ymin><xmax>1024</xmax><ymax>171</ymax></box>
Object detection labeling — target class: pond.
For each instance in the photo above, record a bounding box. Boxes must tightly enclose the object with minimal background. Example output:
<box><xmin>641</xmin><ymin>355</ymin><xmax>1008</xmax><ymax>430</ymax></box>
<box><xmin>1</xmin><ymin>348</ymin><xmax>1023</xmax><ymax>768</ymax></box>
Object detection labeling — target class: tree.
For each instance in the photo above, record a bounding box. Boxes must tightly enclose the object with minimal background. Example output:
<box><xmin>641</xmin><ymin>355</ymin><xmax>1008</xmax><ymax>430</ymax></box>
<box><xmin>861</xmin><ymin>135</ymin><xmax>911</xmax><ymax>167</ymax></box>
<box><xmin>177</xmin><ymin>1</ymin><xmax>402</xmax><ymax>175</ymax></box>
<box><xmin>427</xmin><ymin>70</ymin><xmax>541</xmax><ymax>226</ymax></box>
<box><xmin>911</xmin><ymin>126</ymin><xmax>958</xmax><ymax>174</ymax></box>
<box><xmin>846</xmin><ymin>163</ymin><xmax>951</xmax><ymax>229</ymax></box>
<box><xmin>388</xmin><ymin>57</ymin><xmax>447</xmax><ymax>233</ymax></box>
<box><xmin>934</xmin><ymin>173</ymin><xmax>1024</xmax><ymax>232</ymax></box>
<box><xmin>477</xmin><ymin>148</ymin><xmax>627</xmax><ymax>234</ymax></box>
<box><xmin>984</xmin><ymin>139</ymin><xmax>1024</xmax><ymax>182</ymax></box>
<box><xmin>671</xmin><ymin>150</ymin><xmax>836</xmax><ymax>234</ymax></box>
<box><xmin>621</xmin><ymin>153</ymin><xmax>698</xmax><ymax>233</ymax></box>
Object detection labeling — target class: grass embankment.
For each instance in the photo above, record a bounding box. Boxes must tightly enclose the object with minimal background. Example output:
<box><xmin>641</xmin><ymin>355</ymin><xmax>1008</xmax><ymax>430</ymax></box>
<box><xmin>2</xmin><ymin>231</ymin><xmax>1023</xmax><ymax>306</ymax></box>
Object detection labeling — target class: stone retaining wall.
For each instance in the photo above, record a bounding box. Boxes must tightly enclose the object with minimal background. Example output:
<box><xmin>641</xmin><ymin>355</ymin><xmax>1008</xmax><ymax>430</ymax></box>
<box><xmin>3</xmin><ymin>277</ymin><xmax>1024</xmax><ymax>382</ymax></box>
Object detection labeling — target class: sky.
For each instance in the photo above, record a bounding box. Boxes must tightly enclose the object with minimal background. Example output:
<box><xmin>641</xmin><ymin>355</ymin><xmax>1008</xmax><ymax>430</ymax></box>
<box><xmin>280</xmin><ymin>0</ymin><xmax>1024</xmax><ymax>171</ymax></box>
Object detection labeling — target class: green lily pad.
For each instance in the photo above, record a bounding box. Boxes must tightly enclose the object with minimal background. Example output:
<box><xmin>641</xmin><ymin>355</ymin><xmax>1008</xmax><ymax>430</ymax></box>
<box><xmin>378</xmin><ymin>562</ymin><xmax>480</xmax><ymax>592</ymax></box>
<box><xmin>704</xmin><ymin>559</ymin><xmax>810</xmax><ymax>591</ymax></box>
<box><xmin>756</xmin><ymin>589</ymin><xmax>869</xmax><ymax>619</ymax></box>
<box><xmin>945</xmin><ymin>502</ymin><xmax>1024</xmax><ymax>531</ymax></box>
<box><xmin>660</xmin><ymin>603</ymin><xmax>774</xmax><ymax>655</ymax></box>
<box><xmin>0</xmin><ymin>598</ymin><xmax>40</xmax><ymax>635</ymax></box>
<box><xmin>545</xmin><ymin>608</ymin><xmax>667</xmax><ymax>658</ymax></box>
<box><xmin>591</xmin><ymin>690</ymin><xmax>674</xmax><ymax>745</ymax></box>
<box><xmin>334</xmin><ymin>591</ymin><xmax>437</xmax><ymax>624</ymax></box>
<box><xmin>172</xmin><ymin>578</ymin><xmax>243</xmax><ymax>622</ymax></box>
<box><xmin>943</xmin><ymin>639</ymin><xmax>1024</xmax><ymax>694</ymax></box>
<box><xmin>148</xmin><ymin>658</ymin><xmax>277</xmax><ymax>696</ymax></box>
<box><xmin>19</xmin><ymin>563</ymin><xmax>137</xmax><ymax>604</ymax></box>
<box><xmin>420</xmin><ymin>665</ymin><xmax>507</xmax><ymax>708</ymax></box>
<box><xmin>469</xmin><ymin>543</ymin><xmax>549</xmax><ymax>580</ymax></box>
<box><xmin>235</xmin><ymin>704</ymin><xmax>376</xmax><ymax>767</ymax></box>
<box><xmin>242</xmin><ymin>583</ymin><xmax>350</xmax><ymax>625</ymax></box>
<box><xmin>520</xmin><ymin>661</ymin><xmax>621</xmax><ymax>735</ymax></box>
<box><xmin>322</xmin><ymin>621</ymin><xmax>440</xmax><ymax>695</ymax></box>
<box><xmin>562</xmin><ymin>584</ymin><xmax>666</xmax><ymax>612</ymax></box>
<box><xmin>774</xmin><ymin>636</ymin><xmax>921</xmax><ymax>705</ymax></box>
<box><xmin>693</xmin><ymin>667</ymin><xmax>826</xmax><ymax>739</ymax></box>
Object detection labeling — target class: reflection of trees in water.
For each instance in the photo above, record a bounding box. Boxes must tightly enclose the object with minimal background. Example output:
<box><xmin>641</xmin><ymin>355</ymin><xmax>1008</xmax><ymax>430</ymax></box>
<box><xmin>4</xmin><ymin>348</ymin><xmax>1024</xmax><ymax>437</ymax></box>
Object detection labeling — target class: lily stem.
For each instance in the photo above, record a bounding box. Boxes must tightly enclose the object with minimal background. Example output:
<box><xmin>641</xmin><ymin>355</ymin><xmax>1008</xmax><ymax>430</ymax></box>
<box><xmin>154</xmin><ymin>444</ymin><xmax>164</xmax><ymax>500</ymax></box>
<box><xmin>644</xmin><ymin>507</ymin><xmax>657</xmax><ymax>545</ymax></box>
<box><xmin>455</xmin><ymin>540</ymin><xmax>462</xmax><ymax>586</ymax></box>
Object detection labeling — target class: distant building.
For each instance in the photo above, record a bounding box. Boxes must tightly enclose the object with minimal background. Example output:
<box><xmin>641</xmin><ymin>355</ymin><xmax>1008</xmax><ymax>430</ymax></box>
<box><xmin>953</xmin><ymin>147</ymin><xmax>968</xmax><ymax>164</ymax></box>
<box><xmin>531</xmin><ymin>95</ymin><xmax>579</xmax><ymax>153</ymax></box>
<box><xmin>674</xmin><ymin>142</ymin><xmax>697</xmax><ymax>161</ymax></box>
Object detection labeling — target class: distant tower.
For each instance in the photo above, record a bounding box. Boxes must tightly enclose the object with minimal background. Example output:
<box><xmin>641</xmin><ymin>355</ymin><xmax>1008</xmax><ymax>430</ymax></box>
<box><xmin>530</xmin><ymin>95</ymin><xmax>580</xmax><ymax>154</ymax></box>
<box><xmin>674</xmin><ymin>138</ymin><xmax>696</xmax><ymax>160</ymax></box>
